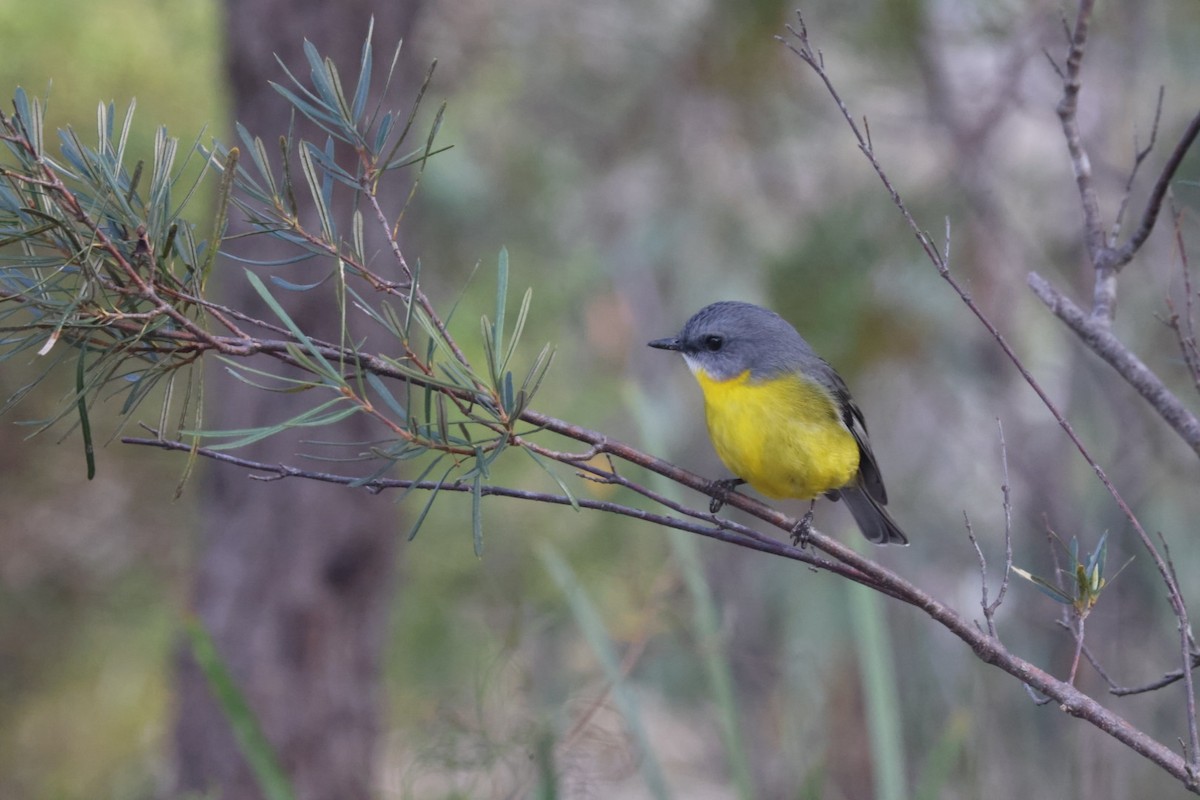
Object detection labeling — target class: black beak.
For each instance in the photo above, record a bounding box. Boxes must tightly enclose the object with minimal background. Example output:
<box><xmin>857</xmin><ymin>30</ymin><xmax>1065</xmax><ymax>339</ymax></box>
<box><xmin>647</xmin><ymin>336</ymin><xmax>682</xmax><ymax>351</ymax></box>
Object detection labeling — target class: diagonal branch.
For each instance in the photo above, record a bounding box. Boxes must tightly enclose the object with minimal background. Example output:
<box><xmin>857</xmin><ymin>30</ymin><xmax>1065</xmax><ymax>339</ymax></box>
<box><xmin>1115</xmin><ymin>108</ymin><xmax>1200</xmax><ymax>267</ymax></box>
<box><xmin>121</xmin><ymin>427</ymin><xmax>1199</xmax><ymax>790</ymax></box>
<box><xmin>1027</xmin><ymin>272</ymin><xmax>1200</xmax><ymax>459</ymax></box>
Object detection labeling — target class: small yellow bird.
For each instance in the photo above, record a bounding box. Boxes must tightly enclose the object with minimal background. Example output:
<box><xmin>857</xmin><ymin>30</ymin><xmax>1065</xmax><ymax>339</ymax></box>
<box><xmin>649</xmin><ymin>301</ymin><xmax>907</xmax><ymax>545</ymax></box>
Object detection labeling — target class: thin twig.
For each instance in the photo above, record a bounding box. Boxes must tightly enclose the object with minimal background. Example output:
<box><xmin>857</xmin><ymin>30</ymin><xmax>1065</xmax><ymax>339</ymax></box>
<box><xmin>964</xmin><ymin>512</ymin><xmax>998</xmax><ymax>637</ymax></box>
<box><xmin>1159</xmin><ymin>532</ymin><xmax>1200</xmax><ymax>767</ymax></box>
<box><xmin>1067</xmin><ymin>615</ymin><xmax>1087</xmax><ymax>687</ymax></box>
<box><xmin>1117</xmin><ymin>108</ymin><xmax>1200</xmax><ymax>268</ymax></box>
<box><xmin>992</xmin><ymin>419</ymin><xmax>1014</xmax><ymax>619</ymax></box>
<box><xmin>1110</xmin><ymin>87</ymin><xmax>1164</xmax><ymax>249</ymax></box>
<box><xmin>1166</xmin><ymin>200</ymin><xmax>1200</xmax><ymax>393</ymax></box>
<box><xmin>1111</xmin><ymin>654</ymin><xmax>1200</xmax><ymax>697</ymax></box>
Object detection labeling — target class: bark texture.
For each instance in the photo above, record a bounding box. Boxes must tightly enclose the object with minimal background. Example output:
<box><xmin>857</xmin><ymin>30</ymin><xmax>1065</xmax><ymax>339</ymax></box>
<box><xmin>173</xmin><ymin>2</ymin><xmax>424</xmax><ymax>798</ymax></box>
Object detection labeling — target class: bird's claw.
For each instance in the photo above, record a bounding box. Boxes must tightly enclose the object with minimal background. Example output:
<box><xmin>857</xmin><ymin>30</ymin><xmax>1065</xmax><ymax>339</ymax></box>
<box><xmin>708</xmin><ymin>477</ymin><xmax>745</xmax><ymax>514</ymax></box>
<box><xmin>790</xmin><ymin>510</ymin><xmax>815</xmax><ymax>549</ymax></box>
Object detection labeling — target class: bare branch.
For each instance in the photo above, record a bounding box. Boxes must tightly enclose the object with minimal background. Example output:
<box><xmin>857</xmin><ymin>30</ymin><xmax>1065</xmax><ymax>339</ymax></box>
<box><xmin>1055</xmin><ymin>0</ymin><xmax>1107</xmax><ymax>286</ymax></box>
<box><xmin>1116</xmin><ymin>108</ymin><xmax>1200</xmax><ymax>267</ymax></box>
<box><xmin>120</xmin><ymin>430</ymin><xmax>1198</xmax><ymax>788</ymax></box>
<box><xmin>965</xmin><ymin>422</ymin><xmax>1013</xmax><ymax>641</ymax></box>
<box><xmin>992</xmin><ymin>419</ymin><xmax>1014</xmax><ymax>618</ymax></box>
<box><xmin>1112</xmin><ymin>655</ymin><xmax>1200</xmax><ymax>697</ymax></box>
<box><xmin>1028</xmin><ymin>272</ymin><xmax>1200</xmax><ymax>459</ymax></box>
<box><xmin>965</xmin><ymin>513</ymin><xmax>998</xmax><ymax>637</ymax></box>
<box><xmin>1166</xmin><ymin>201</ymin><xmax>1200</xmax><ymax>393</ymax></box>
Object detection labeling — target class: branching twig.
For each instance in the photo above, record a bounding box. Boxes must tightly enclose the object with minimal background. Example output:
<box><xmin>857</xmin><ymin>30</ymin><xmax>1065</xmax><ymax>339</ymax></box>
<box><xmin>1052</xmin><ymin>0</ymin><xmax>1200</xmax><ymax>326</ymax></box>
<box><xmin>1166</xmin><ymin>201</ymin><xmax>1200</xmax><ymax>394</ymax></box>
<box><xmin>967</xmin><ymin>423</ymin><xmax>1014</xmax><ymax>640</ymax></box>
<box><xmin>1111</xmin><ymin>654</ymin><xmax>1200</xmax><ymax>698</ymax></box>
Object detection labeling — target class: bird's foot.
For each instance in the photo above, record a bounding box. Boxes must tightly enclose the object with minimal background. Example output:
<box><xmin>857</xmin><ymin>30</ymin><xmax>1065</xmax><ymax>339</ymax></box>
<box><xmin>708</xmin><ymin>477</ymin><xmax>746</xmax><ymax>514</ymax></box>
<box><xmin>790</xmin><ymin>508</ymin><xmax>815</xmax><ymax>549</ymax></box>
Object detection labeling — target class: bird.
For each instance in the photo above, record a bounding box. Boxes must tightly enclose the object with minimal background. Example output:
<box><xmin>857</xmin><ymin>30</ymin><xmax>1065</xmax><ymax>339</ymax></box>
<box><xmin>648</xmin><ymin>300</ymin><xmax>907</xmax><ymax>545</ymax></box>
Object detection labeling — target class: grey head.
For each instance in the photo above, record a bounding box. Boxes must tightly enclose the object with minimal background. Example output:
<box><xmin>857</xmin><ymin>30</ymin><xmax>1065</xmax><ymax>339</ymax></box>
<box><xmin>647</xmin><ymin>301</ymin><xmax>823</xmax><ymax>383</ymax></box>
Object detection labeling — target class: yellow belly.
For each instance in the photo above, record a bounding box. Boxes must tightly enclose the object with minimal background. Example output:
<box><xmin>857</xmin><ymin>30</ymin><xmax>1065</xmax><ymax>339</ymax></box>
<box><xmin>695</xmin><ymin>369</ymin><xmax>859</xmax><ymax>500</ymax></box>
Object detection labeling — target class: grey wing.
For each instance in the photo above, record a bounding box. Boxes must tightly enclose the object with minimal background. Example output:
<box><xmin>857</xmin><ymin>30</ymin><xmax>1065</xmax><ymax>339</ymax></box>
<box><xmin>844</xmin><ymin>397</ymin><xmax>888</xmax><ymax>504</ymax></box>
<box><xmin>825</xmin><ymin>368</ymin><xmax>888</xmax><ymax>505</ymax></box>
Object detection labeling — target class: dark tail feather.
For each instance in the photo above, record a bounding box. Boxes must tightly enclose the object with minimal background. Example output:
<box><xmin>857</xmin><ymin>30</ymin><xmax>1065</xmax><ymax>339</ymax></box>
<box><xmin>839</xmin><ymin>486</ymin><xmax>908</xmax><ymax>545</ymax></box>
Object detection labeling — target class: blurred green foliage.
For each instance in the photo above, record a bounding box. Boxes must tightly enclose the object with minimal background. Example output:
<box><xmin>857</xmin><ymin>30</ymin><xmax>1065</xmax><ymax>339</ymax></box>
<box><xmin>0</xmin><ymin>0</ymin><xmax>222</xmax><ymax>796</ymax></box>
<box><xmin>4</xmin><ymin>0</ymin><xmax>1200</xmax><ymax>798</ymax></box>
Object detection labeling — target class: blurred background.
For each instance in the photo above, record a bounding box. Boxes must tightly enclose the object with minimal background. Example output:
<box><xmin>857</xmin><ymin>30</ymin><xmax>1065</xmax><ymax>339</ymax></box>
<box><xmin>2</xmin><ymin>0</ymin><xmax>1200</xmax><ymax>797</ymax></box>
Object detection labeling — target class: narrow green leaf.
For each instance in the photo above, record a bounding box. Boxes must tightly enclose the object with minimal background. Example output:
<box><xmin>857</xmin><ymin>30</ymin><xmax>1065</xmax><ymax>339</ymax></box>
<box><xmin>366</xmin><ymin>372</ymin><xmax>407</xmax><ymax>419</ymax></box>
<box><xmin>351</xmin><ymin>17</ymin><xmax>375</xmax><ymax>122</ymax></box>
<box><xmin>76</xmin><ymin>345</ymin><xmax>95</xmax><ymax>480</ymax></box>
<box><xmin>96</xmin><ymin>100</ymin><xmax>112</xmax><ymax>159</ymax></box>
<box><xmin>244</xmin><ymin>270</ymin><xmax>340</xmax><ymax>380</ymax></box>
<box><xmin>1013</xmin><ymin>566</ymin><xmax>1072</xmax><ymax>605</ymax></box>
<box><xmin>196</xmin><ymin>398</ymin><xmax>359</xmax><ymax>451</ymax></box>
<box><xmin>435</xmin><ymin>392</ymin><xmax>449</xmax><ymax>444</ymax></box>
<box><xmin>324</xmin><ymin>58</ymin><xmax>355</xmax><ymax>129</ymax></box>
<box><xmin>524</xmin><ymin>449</ymin><xmax>579</xmax><ymax>511</ymax></box>
<box><xmin>116</xmin><ymin>98</ymin><xmax>136</xmax><ymax>169</ymax></box>
<box><xmin>298</xmin><ymin>142</ymin><xmax>334</xmax><ymax>241</ymax></box>
<box><xmin>1086</xmin><ymin>530</ymin><xmax>1109</xmax><ymax>576</ymax></box>
<box><xmin>351</xmin><ymin>208</ymin><xmax>365</xmax><ymax>265</ymax></box>
<box><xmin>502</xmin><ymin>371</ymin><xmax>514</xmax><ymax>415</ymax></box>
<box><xmin>471</xmin><ymin>472</ymin><xmax>484</xmax><ymax>557</ymax></box>
<box><xmin>304</xmin><ymin>39</ymin><xmax>339</xmax><ymax>106</ymax></box>
<box><xmin>501</xmin><ymin>287</ymin><xmax>533</xmax><ymax>376</ymax></box>
<box><xmin>237</xmin><ymin>123</ymin><xmax>279</xmax><ymax>200</ymax></box>
<box><xmin>493</xmin><ymin>247</ymin><xmax>508</xmax><ymax>372</ymax></box>
<box><xmin>124</xmin><ymin>159</ymin><xmax>143</xmax><ymax>206</ymax></box>
<box><xmin>387</xmin><ymin>453</ymin><xmax>443</xmax><ymax>502</ymax></box>
<box><xmin>480</xmin><ymin>315</ymin><xmax>498</xmax><ymax>388</ymax></box>
<box><xmin>519</xmin><ymin>344</ymin><xmax>555</xmax><ymax>402</ymax></box>
<box><xmin>268</xmin><ymin>82</ymin><xmax>348</xmax><ymax>143</ymax></box>
<box><xmin>380</xmin><ymin>58</ymin><xmax>436</xmax><ymax>171</ymax></box>
<box><xmin>405</xmin><ymin>462</ymin><xmax>456</xmax><ymax>540</ymax></box>
<box><xmin>200</xmin><ymin>147</ymin><xmax>239</xmax><ymax>290</ymax></box>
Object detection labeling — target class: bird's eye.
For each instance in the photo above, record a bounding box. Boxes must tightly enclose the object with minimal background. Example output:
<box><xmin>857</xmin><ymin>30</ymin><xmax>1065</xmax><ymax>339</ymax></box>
<box><xmin>703</xmin><ymin>335</ymin><xmax>723</xmax><ymax>352</ymax></box>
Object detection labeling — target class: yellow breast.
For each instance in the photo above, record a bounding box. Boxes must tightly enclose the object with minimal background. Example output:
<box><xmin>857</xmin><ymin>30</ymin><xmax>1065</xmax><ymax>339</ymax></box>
<box><xmin>694</xmin><ymin>369</ymin><xmax>860</xmax><ymax>500</ymax></box>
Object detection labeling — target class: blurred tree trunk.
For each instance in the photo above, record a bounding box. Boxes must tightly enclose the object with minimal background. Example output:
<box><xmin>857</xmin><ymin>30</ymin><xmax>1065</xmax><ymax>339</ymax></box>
<box><xmin>173</xmin><ymin>2</ymin><xmax>424</xmax><ymax>799</ymax></box>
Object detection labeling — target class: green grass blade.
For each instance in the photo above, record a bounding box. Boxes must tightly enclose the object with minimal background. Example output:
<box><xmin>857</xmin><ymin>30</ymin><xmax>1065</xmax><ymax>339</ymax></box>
<box><xmin>184</xmin><ymin>616</ymin><xmax>297</xmax><ymax>800</ymax></box>
<box><xmin>849</xmin><ymin>581</ymin><xmax>907</xmax><ymax>800</ymax></box>
<box><xmin>670</xmin><ymin>531</ymin><xmax>755</xmax><ymax>798</ymax></box>
<box><xmin>626</xmin><ymin>385</ymin><xmax>754</xmax><ymax>799</ymax></box>
<box><xmin>913</xmin><ymin>712</ymin><xmax>968</xmax><ymax>800</ymax></box>
<box><xmin>539</xmin><ymin>545</ymin><xmax>671</xmax><ymax>800</ymax></box>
